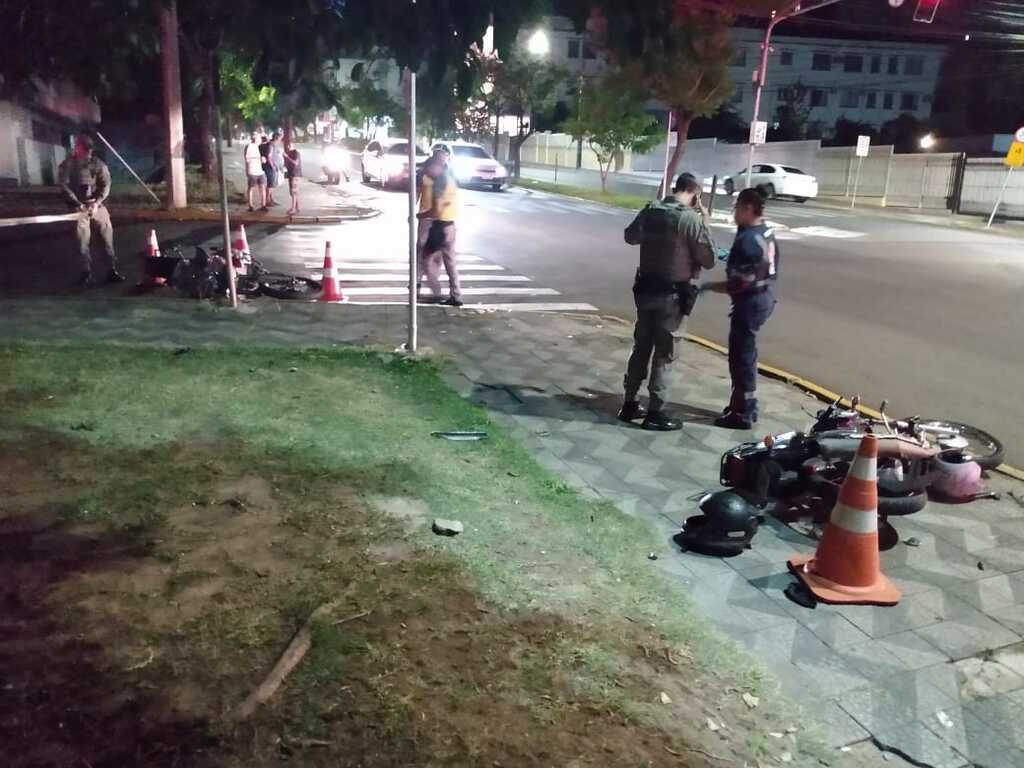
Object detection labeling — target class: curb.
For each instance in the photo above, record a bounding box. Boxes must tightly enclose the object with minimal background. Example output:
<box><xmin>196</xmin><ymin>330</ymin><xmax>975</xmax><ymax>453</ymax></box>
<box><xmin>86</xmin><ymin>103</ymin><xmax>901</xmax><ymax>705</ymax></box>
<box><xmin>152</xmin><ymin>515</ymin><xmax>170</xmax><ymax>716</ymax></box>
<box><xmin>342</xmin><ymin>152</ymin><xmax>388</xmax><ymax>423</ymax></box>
<box><xmin>682</xmin><ymin>332</ymin><xmax>1024</xmax><ymax>482</ymax></box>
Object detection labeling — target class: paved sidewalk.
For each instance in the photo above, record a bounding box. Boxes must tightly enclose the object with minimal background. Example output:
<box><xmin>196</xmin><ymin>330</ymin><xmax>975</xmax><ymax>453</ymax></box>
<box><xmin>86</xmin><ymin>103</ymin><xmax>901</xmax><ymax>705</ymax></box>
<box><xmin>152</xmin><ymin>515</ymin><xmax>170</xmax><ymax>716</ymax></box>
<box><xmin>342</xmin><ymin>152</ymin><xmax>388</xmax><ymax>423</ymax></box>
<box><xmin>3</xmin><ymin>296</ymin><xmax>1024</xmax><ymax>767</ymax></box>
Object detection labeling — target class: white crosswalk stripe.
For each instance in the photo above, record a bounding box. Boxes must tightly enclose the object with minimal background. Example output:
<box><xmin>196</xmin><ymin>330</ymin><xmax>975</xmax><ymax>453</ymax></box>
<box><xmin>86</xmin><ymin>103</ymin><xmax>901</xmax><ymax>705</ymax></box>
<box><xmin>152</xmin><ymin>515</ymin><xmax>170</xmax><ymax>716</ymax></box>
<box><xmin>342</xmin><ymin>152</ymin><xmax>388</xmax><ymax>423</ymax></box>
<box><xmin>330</xmin><ymin>273</ymin><xmax>530</xmax><ymax>282</ymax></box>
<box><xmin>340</xmin><ymin>286</ymin><xmax>560</xmax><ymax>297</ymax></box>
<box><xmin>327</xmin><ymin>261</ymin><xmax>505</xmax><ymax>271</ymax></box>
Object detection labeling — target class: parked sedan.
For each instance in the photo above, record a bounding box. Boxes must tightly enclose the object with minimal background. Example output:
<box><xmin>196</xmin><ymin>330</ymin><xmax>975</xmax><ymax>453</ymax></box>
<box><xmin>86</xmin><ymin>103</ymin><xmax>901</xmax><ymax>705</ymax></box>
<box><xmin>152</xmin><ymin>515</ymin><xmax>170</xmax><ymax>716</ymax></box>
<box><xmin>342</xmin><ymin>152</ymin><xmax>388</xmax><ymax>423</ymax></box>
<box><xmin>715</xmin><ymin>164</ymin><xmax>819</xmax><ymax>202</ymax></box>
<box><xmin>430</xmin><ymin>141</ymin><xmax>509</xmax><ymax>191</ymax></box>
<box><xmin>361</xmin><ymin>139</ymin><xmax>429</xmax><ymax>188</ymax></box>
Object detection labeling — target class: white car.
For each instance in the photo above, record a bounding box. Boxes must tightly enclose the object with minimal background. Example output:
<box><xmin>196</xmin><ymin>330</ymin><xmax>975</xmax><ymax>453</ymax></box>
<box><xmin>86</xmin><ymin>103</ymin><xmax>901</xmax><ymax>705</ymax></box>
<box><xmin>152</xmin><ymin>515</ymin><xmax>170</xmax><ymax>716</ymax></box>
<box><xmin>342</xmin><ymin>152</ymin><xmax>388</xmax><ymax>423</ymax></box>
<box><xmin>714</xmin><ymin>164</ymin><xmax>819</xmax><ymax>202</ymax></box>
<box><xmin>361</xmin><ymin>139</ymin><xmax>429</xmax><ymax>188</ymax></box>
<box><xmin>429</xmin><ymin>141</ymin><xmax>509</xmax><ymax>191</ymax></box>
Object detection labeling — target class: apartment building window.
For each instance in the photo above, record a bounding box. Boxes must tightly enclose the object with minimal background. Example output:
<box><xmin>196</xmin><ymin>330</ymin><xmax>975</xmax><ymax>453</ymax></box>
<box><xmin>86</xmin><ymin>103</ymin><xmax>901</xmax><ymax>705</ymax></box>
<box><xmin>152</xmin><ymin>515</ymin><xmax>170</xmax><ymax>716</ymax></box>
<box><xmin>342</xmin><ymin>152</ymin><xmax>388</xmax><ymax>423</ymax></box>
<box><xmin>866</xmin><ymin>92</ymin><xmax>877</xmax><ymax>109</ymax></box>
<box><xmin>888</xmin><ymin>56</ymin><xmax>899</xmax><ymax>74</ymax></box>
<box><xmin>582</xmin><ymin>41</ymin><xmax>596</xmax><ymax>60</ymax></box>
<box><xmin>904</xmin><ymin>56</ymin><xmax>924</xmax><ymax>76</ymax></box>
<box><xmin>778</xmin><ymin>86</ymin><xmax>801</xmax><ymax>101</ymax></box>
<box><xmin>900</xmin><ymin>93</ymin><xmax>919</xmax><ymax>111</ymax></box>
<box><xmin>567</xmin><ymin>39</ymin><xmax>580</xmax><ymax>59</ymax></box>
<box><xmin>732</xmin><ymin>49</ymin><xmax>747</xmax><ymax>67</ymax></box>
<box><xmin>844</xmin><ymin>55</ymin><xmax>863</xmax><ymax>73</ymax></box>
<box><xmin>812</xmin><ymin>53</ymin><xmax>831</xmax><ymax>71</ymax></box>
<box><xmin>780</xmin><ymin>50</ymin><xmax>794</xmax><ymax>66</ymax></box>
<box><xmin>840</xmin><ymin>90</ymin><xmax>860</xmax><ymax>108</ymax></box>
<box><xmin>810</xmin><ymin>89</ymin><xmax>828</xmax><ymax>107</ymax></box>
<box><xmin>870</xmin><ymin>56</ymin><xmax>881</xmax><ymax>74</ymax></box>
<box><xmin>883</xmin><ymin>92</ymin><xmax>894</xmax><ymax>110</ymax></box>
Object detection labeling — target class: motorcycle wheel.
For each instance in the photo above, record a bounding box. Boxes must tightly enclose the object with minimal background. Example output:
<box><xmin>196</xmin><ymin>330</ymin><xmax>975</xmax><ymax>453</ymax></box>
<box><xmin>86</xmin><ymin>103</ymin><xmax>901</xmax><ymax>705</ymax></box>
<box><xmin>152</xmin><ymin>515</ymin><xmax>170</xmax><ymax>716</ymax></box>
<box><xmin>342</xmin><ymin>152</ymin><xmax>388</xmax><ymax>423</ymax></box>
<box><xmin>259</xmin><ymin>274</ymin><xmax>322</xmax><ymax>300</ymax></box>
<box><xmin>878</xmin><ymin>490</ymin><xmax>928</xmax><ymax>517</ymax></box>
<box><xmin>913</xmin><ymin>420</ymin><xmax>1004</xmax><ymax>471</ymax></box>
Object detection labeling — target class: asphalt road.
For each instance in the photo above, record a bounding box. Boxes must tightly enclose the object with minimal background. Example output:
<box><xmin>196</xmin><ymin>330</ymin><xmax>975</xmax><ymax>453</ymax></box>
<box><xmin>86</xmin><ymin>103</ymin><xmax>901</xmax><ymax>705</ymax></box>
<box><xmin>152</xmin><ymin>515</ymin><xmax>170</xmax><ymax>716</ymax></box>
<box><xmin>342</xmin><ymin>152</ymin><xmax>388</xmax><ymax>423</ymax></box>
<box><xmin>444</xmin><ymin>183</ymin><xmax>1024</xmax><ymax>467</ymax></box>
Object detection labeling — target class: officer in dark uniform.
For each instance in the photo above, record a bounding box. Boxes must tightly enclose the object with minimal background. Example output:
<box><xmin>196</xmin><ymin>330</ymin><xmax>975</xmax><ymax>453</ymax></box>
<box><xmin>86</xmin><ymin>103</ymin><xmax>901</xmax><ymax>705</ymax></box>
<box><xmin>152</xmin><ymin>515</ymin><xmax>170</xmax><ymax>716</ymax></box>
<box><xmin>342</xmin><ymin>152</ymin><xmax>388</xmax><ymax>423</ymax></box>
<box><xmin>705</xmin><ymin>188</ymin><xmax>779</xmax><ymax>429</ymax></box>
<box><xmin>619</xmin><ymin>172</ymin><xmax>716</xmax><ymax>431</ymax></box>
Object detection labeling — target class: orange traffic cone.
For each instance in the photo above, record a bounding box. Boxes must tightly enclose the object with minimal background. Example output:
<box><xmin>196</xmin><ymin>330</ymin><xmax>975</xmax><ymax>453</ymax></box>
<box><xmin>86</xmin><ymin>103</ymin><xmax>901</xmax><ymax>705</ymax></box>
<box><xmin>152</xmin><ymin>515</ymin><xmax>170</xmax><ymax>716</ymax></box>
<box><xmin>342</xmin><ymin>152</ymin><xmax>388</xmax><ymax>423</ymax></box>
<box><xmin>787</xmin><ymin>434</ymin><xmax>901</xmax><ymax>606</ymax></box>
<box><xmin>319</xmin><ymin>242</ymin><xmax>347</xmax><ymax>303</ymax></box>
<box><xmin>139</xmin><ymin>229</ymin><xmax>167</xmax><ymax>287</ymax></box>
<box><xmin>231</xmin><ymin>224</ymin><xmax>251</xmax><ymax>274</ymax></box>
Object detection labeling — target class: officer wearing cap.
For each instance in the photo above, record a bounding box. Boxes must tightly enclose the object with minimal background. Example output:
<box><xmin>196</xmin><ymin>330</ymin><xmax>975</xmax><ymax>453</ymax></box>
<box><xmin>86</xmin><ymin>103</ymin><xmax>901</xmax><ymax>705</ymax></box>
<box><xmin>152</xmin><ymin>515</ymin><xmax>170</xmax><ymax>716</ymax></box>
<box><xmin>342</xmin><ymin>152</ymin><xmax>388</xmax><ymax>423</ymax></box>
<box><xmin>619</xmin><ymin>172</ymin><xmax>716</xmax><ymax>431</ymax></box>
<box><xmin>703</xmin><ymin>187</ymin><xmax>779</xmax><ymax>429</ymax></box>
<box><xmin>58</xmin><ymin>134</ymin><xmax>124</xmax><ymax>287</ymax></box>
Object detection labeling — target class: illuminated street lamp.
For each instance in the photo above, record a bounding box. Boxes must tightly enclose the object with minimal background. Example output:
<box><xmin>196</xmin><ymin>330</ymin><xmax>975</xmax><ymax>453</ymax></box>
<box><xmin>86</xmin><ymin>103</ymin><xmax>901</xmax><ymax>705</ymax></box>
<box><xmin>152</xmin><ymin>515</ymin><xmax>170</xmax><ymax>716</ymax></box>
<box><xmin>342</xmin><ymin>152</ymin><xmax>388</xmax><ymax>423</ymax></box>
<box><xmin>919</xmin><ymin>133</ymin><xmax>936</xmax><ymax>150</ymax></box>
<box><xmin>526</xmin><ymin>29</ymin><xmax>550</xmax><ymax>58</ymax></box>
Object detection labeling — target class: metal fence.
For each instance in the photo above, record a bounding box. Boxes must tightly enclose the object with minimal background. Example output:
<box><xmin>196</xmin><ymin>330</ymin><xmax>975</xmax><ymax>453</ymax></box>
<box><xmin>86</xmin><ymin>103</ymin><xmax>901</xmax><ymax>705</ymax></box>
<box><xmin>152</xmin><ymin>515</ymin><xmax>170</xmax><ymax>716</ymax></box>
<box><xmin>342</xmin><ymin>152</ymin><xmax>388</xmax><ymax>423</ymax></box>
<box><xmin>958</xmin><ymin>158</ymin><xmax>1024</xmax><ymax>219</ymax></box>
<box><xmin>508</xmin><ymin>130</ymin><xmax>1023</xmax><ymax>220</ymax></box>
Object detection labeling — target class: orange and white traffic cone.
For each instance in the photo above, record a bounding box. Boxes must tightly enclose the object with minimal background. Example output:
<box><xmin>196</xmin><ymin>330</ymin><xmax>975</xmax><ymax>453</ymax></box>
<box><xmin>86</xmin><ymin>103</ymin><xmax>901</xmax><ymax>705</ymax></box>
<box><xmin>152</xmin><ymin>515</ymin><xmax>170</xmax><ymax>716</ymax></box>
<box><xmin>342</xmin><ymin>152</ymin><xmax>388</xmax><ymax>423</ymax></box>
<box><xmin>787</xmin><ymin>434</ymin><xmax>901</xmax><ymax>606</ymax></box>
<box><xmin>231</xmin><ymin>224</ymin><xmax>251</xmax><ymax>275</ymax></box>
<box><xmin>318</xmin><ymin>241</ymin><xmax>347</xmax><ymax>303</ymax></box>
<box><xmin>138</xmin><ymin>228</ymin><xmax>167</xmax><ymax>287</ymax></box>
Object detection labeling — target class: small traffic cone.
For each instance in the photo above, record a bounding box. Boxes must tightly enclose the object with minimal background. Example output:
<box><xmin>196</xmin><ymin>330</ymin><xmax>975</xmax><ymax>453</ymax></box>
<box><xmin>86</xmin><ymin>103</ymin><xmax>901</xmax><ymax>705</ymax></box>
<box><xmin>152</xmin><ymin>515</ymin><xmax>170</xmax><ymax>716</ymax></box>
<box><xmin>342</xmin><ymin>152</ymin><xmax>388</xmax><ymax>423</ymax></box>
<box><xmin>139</xmin><ymin>229</ymin><xmax>167</xmax><ymax>287</ymax></box>
<box><xmin>787</xmin><ymin>434</ymin><xmax>901</xmax><ymax>606</ymax></box>
<box><xmin>319</xmin><ymin>242</ymin><xmax>347</xmax><ymax>303</ymax></box>
<box><xmin>231</xmin><ymin>224</ymin><xmax>251</xmax><ymax>274</ymax></box>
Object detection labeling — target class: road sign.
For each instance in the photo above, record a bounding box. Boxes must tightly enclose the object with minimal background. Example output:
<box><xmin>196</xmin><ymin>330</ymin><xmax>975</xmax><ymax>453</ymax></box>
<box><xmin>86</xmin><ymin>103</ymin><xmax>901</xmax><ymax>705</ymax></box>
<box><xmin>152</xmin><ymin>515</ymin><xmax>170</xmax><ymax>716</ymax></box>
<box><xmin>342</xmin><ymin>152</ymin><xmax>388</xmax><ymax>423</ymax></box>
<box><xmin>856</xmin><ymin>135</ymin><xmax>871</xmax><ymax>158</ymax></box>
<box><xmin>750</xmin><ymin>120</ymin><xmax>768</xmax><ymax>146</ymax></box>
<box><xmin>1006</xmin><ymin>142</ymin><xmax>1024</xmax><ymax>169</ymax></box>
<box><xmin>1015</xmin><ymin>126</ymin><xmax>1024</xmax><ymax>144</ymax></box>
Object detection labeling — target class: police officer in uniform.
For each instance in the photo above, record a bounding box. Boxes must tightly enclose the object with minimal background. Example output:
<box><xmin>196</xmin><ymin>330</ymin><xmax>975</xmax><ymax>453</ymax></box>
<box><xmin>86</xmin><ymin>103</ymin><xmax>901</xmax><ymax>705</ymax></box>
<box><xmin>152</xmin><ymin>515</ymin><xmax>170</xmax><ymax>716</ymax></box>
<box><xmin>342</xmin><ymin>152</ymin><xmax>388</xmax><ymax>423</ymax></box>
<box><xmin>619</xmin><ymin>172</ymin><xmax>716</xmax><ymax>431</ymax></box>
<box><xmin>705</xmin><ymin>188</ymin><xmax>779</xmax><ymax>429</ymax></box>
<box><xmin>58</xmin><ymin>134</ymin><xmax>124</xmax><ymax>287</ymax></box>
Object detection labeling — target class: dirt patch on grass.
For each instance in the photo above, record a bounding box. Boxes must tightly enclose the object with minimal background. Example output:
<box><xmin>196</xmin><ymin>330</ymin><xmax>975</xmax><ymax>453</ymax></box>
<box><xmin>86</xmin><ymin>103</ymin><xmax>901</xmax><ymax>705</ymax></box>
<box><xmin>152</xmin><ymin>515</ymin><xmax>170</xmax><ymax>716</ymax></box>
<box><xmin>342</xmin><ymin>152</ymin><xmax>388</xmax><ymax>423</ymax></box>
<box><xmin>0</xmin><ymin>432</ymin><xmax>805</xmax><ymax>767</ymax></box>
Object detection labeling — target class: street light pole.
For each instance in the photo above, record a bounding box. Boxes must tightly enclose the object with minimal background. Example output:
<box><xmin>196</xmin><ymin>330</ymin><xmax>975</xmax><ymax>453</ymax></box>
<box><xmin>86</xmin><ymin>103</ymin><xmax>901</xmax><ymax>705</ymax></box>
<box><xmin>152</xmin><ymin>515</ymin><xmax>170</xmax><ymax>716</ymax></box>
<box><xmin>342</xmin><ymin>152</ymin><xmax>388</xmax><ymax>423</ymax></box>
<box><xmin>745</xmin><ymin>0</ymin><xmax>845</xmax><ymax>191</ymax></box>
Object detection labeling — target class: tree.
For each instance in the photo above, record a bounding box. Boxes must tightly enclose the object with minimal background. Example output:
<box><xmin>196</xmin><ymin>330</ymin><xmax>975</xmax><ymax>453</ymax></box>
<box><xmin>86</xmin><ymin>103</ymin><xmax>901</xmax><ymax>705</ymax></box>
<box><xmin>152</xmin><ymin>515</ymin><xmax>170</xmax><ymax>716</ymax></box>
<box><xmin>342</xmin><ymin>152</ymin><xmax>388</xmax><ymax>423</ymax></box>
<box><xmin>689</xmin><ymin>106</ymin><xmax>749</xmax><ymax>143</ymax></box>
<box><xmin>879</xmin><ymin>113</ymin><xmax>927</xmax><ymax>153</ymax></box>
<box><xmin>827</xmin><ymin>117</ymin><xmax>877</xmax><ymax>148</ymax></box>
<box><xmin>562</xmin><ymin>74</ymin><xmax>661</xmax><ymax>192</ymax></box>
<box><xmin>769</xmin><ymin>81</ymin><xmax>810</xmax><ymax>142</ymax></box>
<box><xmin>576</xmin><ymin>3</ymin><xmax>734</xmax><ymax>193</ymax></box>
<box><xmin>472</xmin><ymin>46</ymin><xmax>566</xmax><ymax>177</ymax></box>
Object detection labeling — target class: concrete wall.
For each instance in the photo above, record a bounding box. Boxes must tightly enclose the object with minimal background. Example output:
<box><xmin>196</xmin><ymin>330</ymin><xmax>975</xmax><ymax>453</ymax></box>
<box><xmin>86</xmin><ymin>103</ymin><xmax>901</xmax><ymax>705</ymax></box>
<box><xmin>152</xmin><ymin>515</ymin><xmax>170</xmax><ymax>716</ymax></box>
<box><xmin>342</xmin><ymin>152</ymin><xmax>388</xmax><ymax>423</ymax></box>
<box><xmin>959</xmin><ymin>159</ymin><xmax>1024</xmax><ymax>219</ymax></box>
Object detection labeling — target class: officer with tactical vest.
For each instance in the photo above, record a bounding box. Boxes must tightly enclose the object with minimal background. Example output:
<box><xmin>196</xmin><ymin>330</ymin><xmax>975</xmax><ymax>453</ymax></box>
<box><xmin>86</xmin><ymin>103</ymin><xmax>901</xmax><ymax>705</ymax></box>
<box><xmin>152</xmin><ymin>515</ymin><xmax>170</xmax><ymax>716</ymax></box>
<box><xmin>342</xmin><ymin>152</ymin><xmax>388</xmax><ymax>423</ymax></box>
<box><xmin>619</xmin><ymin>172</ymin><xmax>716</xmax><ymax>431</ymax></box>
<box><xmin>57</xmin><ymin>134</ymin><xmax>124</xmax><ymax>287</ymax></box>
<box><xmin>703</xmin><ymin>187</ymin><xmax>779</xmax><ymax>429</ymax></box>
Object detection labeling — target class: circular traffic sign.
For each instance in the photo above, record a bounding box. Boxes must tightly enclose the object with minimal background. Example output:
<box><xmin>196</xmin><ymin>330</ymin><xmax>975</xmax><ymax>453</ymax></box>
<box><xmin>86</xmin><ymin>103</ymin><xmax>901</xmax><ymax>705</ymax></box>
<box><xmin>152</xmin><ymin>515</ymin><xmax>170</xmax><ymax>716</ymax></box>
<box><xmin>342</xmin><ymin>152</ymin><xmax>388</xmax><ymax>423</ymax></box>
<box><xmin>1016</xmin><ymin>126</ymin><xmax>1024</xmax><ymax>143</ymax></box>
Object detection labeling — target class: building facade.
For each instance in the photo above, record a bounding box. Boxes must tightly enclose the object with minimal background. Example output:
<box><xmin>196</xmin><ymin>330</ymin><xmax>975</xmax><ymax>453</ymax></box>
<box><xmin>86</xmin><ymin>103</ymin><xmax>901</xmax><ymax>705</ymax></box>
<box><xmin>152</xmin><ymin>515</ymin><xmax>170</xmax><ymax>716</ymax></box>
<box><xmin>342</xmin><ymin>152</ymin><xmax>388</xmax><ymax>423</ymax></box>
<box><xmin>533</xmin><ymin>16</ymin><xmax>947</xmax><ymax>137</ymax></box>
<box><xmin>728</xmin><ymin>27</ymin><xmax>947</xmax><ymax>134</ymax></box>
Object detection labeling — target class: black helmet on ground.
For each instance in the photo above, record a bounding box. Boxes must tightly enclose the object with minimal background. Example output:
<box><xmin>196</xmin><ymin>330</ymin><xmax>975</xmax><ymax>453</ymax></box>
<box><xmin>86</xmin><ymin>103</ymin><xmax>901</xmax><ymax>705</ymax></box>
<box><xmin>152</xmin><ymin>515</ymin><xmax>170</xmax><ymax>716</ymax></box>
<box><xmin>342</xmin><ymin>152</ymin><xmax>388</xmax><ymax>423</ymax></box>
<box><xmin>674</xmin><ymin>491</ymin><xmax>761</xmax><ymax>557</ymax></box>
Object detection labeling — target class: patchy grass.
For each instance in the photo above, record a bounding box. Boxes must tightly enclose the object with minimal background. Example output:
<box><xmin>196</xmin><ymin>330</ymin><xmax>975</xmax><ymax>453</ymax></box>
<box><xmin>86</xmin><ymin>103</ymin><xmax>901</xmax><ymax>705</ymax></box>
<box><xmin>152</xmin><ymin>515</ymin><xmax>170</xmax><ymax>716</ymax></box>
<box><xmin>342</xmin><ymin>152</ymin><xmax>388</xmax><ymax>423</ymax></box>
<box><xmin>513</xmin><ymin>176</ymin><xmax>653</xmax><ymax>211</ymax></box>
<box><xmin>0</xmin><ymin>344</ymin><xmax>819</xmax><ymax>767</ymax></box>
<box><xmin>111</xmin><ymin>166</ymin><xmax>240</xmax><ymax>207</ymax></box>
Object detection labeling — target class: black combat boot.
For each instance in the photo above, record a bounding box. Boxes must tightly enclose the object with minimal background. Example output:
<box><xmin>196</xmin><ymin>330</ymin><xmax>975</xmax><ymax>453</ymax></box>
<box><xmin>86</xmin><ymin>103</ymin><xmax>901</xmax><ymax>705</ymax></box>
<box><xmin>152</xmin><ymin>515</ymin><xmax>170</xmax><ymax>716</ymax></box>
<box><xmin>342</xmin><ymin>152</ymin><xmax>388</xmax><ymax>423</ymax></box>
<box><xmin>642</xmin><ymin>411</ymin><xmax>682</xmax><ymax>431</ymax></box>
<box><xmin>617</xmin><ymin>400</ymin><xmax>647</xmax><ymax>422</ymax></box>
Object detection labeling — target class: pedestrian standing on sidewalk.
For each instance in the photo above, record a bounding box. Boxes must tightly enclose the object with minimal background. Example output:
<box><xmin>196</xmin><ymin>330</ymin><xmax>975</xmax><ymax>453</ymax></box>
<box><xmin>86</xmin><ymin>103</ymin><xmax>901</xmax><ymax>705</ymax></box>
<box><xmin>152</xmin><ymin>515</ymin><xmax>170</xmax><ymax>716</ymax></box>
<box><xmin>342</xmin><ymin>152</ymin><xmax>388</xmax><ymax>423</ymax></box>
<box><xmin>703</xmin><ymin>188</ymin><xmax>779</xmax><ymax>430</ymax></box>
<box><xmin>58</xmin><ymin>134</ymin><xmax>125</xmax><ymax>287</ymax></box>
<box><xmin>243</xmin><ymin>133</ymin><xmax>267</xmax><ymax>211</ymax></box>
<box><xmin>260</xmin><ymin>135</ymin><xmax>279</xmax><ymax>207</ymax></box>
<box><xmin>283</xmin><ymin>139</ymin><xmax>302</xmax><ymax>215</ymax></box>
<box><xmin>619</xmin><ymin>172</ymin><xmax>715</xmax><ymax>431</ymax></box>
<box><xmin>270</xmin><ymin>131</ymin><xmax>285</xmax><ymax>194</ymax></box>
<box><xmin>417</xmin><ymin>147</ymin><xmax>463</xmax><ymax>307</ymax></box>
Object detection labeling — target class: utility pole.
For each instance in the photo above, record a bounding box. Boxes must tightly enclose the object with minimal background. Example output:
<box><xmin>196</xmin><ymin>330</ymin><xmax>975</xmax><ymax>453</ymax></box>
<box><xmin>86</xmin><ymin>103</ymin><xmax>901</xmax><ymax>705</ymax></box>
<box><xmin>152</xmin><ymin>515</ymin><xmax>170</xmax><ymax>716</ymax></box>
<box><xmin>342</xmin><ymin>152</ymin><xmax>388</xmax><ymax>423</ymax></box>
<box><xmin>160</xmin><ymin>0</ymin><xmax>187</xmax><ymax>208</ymax></box>
<box><xmin>745</xmin><ymin>0</ymin><xmax>844</xmax><ymax>190</ymax></box>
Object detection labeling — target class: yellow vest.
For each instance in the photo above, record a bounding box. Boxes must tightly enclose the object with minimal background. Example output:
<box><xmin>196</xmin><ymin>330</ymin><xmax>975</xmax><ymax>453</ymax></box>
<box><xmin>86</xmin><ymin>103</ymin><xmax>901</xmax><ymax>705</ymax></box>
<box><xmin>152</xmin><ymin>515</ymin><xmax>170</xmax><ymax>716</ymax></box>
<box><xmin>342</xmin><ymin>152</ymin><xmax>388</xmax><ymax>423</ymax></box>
<box><xmin>418</xmin><ymin>170</ymin><xmax>459</xmax><ymax>222</ymax></box>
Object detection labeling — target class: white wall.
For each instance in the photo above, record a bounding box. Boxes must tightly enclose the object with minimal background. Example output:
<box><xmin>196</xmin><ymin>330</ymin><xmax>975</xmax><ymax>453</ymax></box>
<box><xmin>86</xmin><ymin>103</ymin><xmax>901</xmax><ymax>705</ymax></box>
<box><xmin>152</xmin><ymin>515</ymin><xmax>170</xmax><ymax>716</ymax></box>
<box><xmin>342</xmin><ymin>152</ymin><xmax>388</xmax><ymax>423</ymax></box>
<box><xmin>0</xmin><ymin>100</ymin><xmax>68</xmax><ymax>187</ymax></box>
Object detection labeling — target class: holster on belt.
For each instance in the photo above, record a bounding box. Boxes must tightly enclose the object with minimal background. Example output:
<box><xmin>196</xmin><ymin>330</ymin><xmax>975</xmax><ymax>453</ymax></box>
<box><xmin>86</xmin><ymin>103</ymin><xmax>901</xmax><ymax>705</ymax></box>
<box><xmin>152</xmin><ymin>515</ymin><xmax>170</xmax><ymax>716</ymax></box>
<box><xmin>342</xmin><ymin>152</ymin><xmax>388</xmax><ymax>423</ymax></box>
<box><xmin>633</xmin><ymin>271</ymin><xmax>700</xmax><ymax>316</ymax></box>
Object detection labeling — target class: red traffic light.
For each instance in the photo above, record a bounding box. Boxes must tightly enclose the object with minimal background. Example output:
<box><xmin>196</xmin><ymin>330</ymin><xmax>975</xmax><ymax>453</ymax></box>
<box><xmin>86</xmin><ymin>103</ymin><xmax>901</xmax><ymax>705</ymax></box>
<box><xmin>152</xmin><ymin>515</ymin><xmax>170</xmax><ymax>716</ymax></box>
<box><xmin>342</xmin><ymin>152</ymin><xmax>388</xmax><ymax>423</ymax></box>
<box><xmin>913</xmin><ymin>0</ymin><xmax>941</xmax><ymax>23</ymax></box>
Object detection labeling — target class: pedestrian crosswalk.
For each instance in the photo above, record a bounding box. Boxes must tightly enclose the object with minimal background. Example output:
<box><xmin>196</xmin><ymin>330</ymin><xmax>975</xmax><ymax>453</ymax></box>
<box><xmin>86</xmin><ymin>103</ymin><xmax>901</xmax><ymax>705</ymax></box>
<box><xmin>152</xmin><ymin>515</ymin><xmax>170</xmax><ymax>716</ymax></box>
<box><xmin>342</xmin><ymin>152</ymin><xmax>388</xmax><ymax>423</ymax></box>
<box><xmin>241</xmin><ymin>223</ymin><xmax>599</xmax><ymax>314</ymax></box>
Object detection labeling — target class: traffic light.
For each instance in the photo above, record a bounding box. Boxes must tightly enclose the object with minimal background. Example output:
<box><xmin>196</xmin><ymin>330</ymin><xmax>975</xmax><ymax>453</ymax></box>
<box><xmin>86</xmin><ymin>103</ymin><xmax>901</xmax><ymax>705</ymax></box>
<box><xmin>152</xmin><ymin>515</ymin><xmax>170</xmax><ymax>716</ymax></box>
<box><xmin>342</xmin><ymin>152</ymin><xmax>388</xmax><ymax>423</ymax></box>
<box><xmin>913</xmin><ymin>0</ymin><xmax>941</xmax><ymax>23</ymax></box>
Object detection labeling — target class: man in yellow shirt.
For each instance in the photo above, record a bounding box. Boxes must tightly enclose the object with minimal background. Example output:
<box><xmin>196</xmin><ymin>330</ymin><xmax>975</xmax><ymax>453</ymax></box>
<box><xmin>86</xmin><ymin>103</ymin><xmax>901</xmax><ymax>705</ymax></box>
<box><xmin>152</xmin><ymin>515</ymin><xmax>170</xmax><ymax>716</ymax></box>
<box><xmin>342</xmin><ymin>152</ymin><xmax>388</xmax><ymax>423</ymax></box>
<box><xmin>417</xmin><ymin>147</ymin><xmax>462</xmax><ymax>307</ymax></box>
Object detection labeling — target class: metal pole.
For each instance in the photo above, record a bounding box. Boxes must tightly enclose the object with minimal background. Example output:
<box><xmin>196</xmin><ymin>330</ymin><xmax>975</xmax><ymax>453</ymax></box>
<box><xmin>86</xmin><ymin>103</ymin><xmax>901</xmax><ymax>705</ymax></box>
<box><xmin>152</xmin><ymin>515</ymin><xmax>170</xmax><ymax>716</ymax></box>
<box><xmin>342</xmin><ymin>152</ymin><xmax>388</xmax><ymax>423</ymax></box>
<box><xmin>850</xmin><ymin>155</ymin><xmax>864</xmax><ymax>209</ymax></box>
<box><xmin>211</xmin><ymin>58</ymin><xmax>237</xmax><ymax>309</ymax></box>
<box><xmin>575</xmin><ymin>72</ymin><xmax>584</xmax><ymax>169</ymax></box>
<box><xmin>918</xmin><ymin>160</ymin><xmax>927</xmax><ymax>209</ymax></box>
<box><xmin>407</xmin><ymin>70</ymin><xmax>418</xmax><ymax>353</ymax></box>
<box><xmin>708</xmin><ymin>174</ymin><xmax>718</xmax><ymax>216</ymax></box>
<box><xmin>745</xmin><ymin>0</ymin><xmax>845</xmax><ymax>191</ymax></box>
<box><xmin>94</xmin><ymin>132</ymin><xmax>162</xmax><ymax>204</ymax></box>
<box><xmin>554</xmin><ymin>154</ymin><xmax>558</xmax><ymax>185</ymax></box>
<box><xmin>659</xmin><ymin>111</ymin><xmax>674</xmax><ymax>199</ymax></box>
<box><xmin>746</xmin><ymin>15</ymin><xmax>776</xmax><ymax>191</ymax></box>
<box><xmin>987</xmin><ymin>166</ymin><xmax>1013</xmax><ymax>228</ymax></box>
